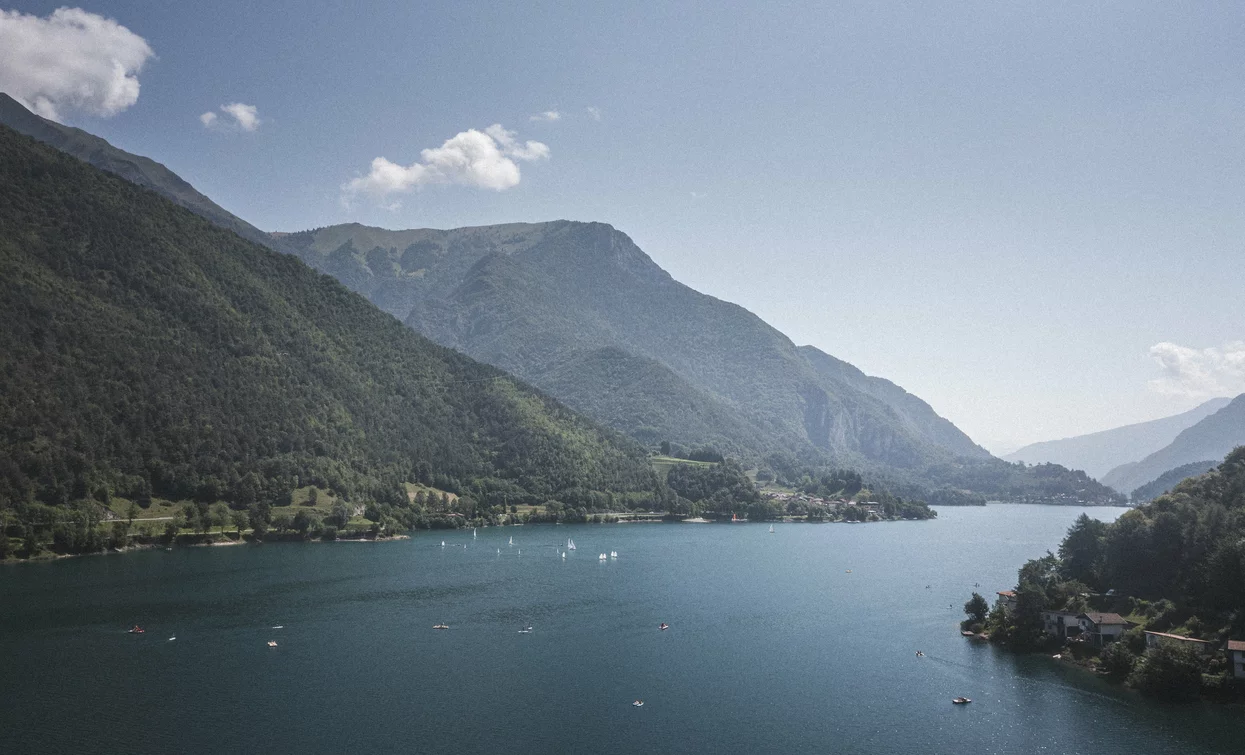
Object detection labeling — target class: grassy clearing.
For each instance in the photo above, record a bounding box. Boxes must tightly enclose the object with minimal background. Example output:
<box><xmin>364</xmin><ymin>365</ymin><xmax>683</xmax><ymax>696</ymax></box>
<box><xmin>403</xmin><ymin>482</ymin><xmax>457</xmax><ymax>504</ymax></box>
<box><xmin>650</xmin><ymin>455</ymin><xmax>716</xmax><ymax>479</ymax></box>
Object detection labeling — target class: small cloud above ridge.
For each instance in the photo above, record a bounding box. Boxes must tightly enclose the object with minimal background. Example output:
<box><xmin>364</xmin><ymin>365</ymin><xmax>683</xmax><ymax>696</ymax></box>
<box><xmin>342</xmin><ymin>124</ymin><xmax>550</xmax><ymax>203</ymax></box>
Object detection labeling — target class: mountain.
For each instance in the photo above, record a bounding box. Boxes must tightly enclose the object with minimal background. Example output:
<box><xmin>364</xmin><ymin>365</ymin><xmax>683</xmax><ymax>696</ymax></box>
<box><xmin>0</xmin><ymin>92</ymin><xmax>280</xmax><ymax>252</ymax></box>
<box><xmin>279</xmin><ymin>221</ymin><xmax>993</xmax><ymax>475</ymax></box>
<box><xmin>1101</xmin><ymin>395</ymin><xmax>1245</xmax><ymax>494</ymax></box>
<box><xmin>1129</xmin><ymin>460</ymin><xmax>1219</xmax><ymax>503</ymax></box>
<box><xmin>1003</xmin><ymin>397</ymin><xmax>1231</xmax><ymax>479</ymax></box>
<box><xmin>797</xmin><ymin>346</ymin><xmax>988</xmax><ymax>459</ymax></box>
<box><xmin>0</xmin><ymin>93</ymin><xmax>1110</xmax><ymax>502</ymax></box>
<box><xmin>0</xmin><ymin>124</ymin><xmax>660</xmax><ymax>512</ymax></box>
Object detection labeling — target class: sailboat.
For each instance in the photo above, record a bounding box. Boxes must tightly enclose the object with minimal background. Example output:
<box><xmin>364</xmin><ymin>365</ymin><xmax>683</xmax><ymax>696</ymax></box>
<box><xmin>769</xmin><ymin>524</ymin><xmax>775</xmax><ymax>534</ymax></box>
<box><xmin>473</xmin><ymin>528</ymin><xmax>477</xmax><ymax>539</ymax></box>
<box><xmin>610</xmin><ymin>551</ymin><xmax>617</xmax><ymax>558</ymax></box>
<box><xmin>567</xmin><ymin>538</ymin><xmax>576</xmax><ymax>550</ymax></box>
<box><xmin>509</xmin><ymin>536</ymin><xmax>514</xmax><ymax>546</ymax></box>
<box><xmin>562</xmin><ymin>552</ymin><xmax>566</xmax><ymax>559</ymax></box>
<box><xmin>441</xmin><ymin>540</ymin><xmax>445</xmax><ymax>547</ymax></box>
<box><xmin>599</xmin><ymin>553</ymin><xmax>607</xmax><ymax>561</ymax></box>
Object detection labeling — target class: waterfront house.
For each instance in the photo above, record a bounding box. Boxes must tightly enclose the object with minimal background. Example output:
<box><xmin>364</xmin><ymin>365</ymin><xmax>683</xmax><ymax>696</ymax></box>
<box><xmin>1077</xmin><ymin>612</ymin><xmax>1128</xmax><ymax>646</ymax></box>
<box><xmin>1041</xmin><ymin>610</ymin><xmax>1082</xmax><ymax>640</ymax></box>
<box><xmin>1228</xmin><ymin>640</ymin><xmax>1245</xmax><ymax>679</ymax></box>
<box><xmin>996</xmin><ymin>590</ymin><xmax>1017</xmax><ymax>613</ymax></box>
<box><xmin>1143</xmin><ymin>631</ymin><xmax>1214</xmax><ymax>654</ymax></box>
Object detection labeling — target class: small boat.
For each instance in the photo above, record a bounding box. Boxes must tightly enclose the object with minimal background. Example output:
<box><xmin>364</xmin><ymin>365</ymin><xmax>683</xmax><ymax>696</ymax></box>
<box><xmin>916</xmin><ymin>651</ymin><xmax>924</xmax><ymax>657</ymax></box>
<box><xmin>960</xmin><ymin>630</ymin><xmax>975</xmax><ymax>637</ymax></box>
<box><xmin>168</xmin><ymin>636</ymin><xmax>176</xmax><ymax>642</ymax></box>
<box><xmin>441</xmin><ymin>541</ymin><xmax>445</xmax><ymax>548</ymax></box>
<box><xmin>518</xmin><ymin>626</ymin><xmax>533</xmax><ymax>634</ymax></box>
<box><xmin>610</xmin><ymin>551</ymin><xmax>617</xmax><ymax>558</ymax></box>
<box><xmin>561</xmin><ymin>552</ymin><xmax>566</xmax><ymax>559</ymax></box>
<box><xmin>632</xmin><ymin>700</ymin><xmax>644</xmax><ymax>707</ymax></box>
<box><xmin>128</xmin><ymin>626</ymin><xmax>145</xmax><ymax>634</ymax></box>
<box><xmin>473</xmin><ymin>528</ymin><xmax>477</xmax><ymax>539</ymax></box>
<box><xmin>845</xmin><ymin>570</ymin><xmax>852</xmax><ymax>573</ymax></box>
<box><xmin>599</xmin><ymin>553</ymin><xmax>607</xmax><ymax>561</ymax></box>
<box><xmin>952</xmin><ymin>697</ymin><xmax>972</xmax><ymax>705</ymax></box>
<box><xmin>769</xmin><ymin>524</ymin><xmax>774</xmax><ymax>533</ymax></box>
<box><xmin>267</xmin><ymin>641</ymin><xmax>278</xmax><ymax>647</ymax></box>
<box><xmin>433</xmin><ymin>624</ymin><xmax>449</xmax><ymax>630</ymax></box>
<box><xmin>509</xmin><ymin>536</ymin><xmax>514</xmax><ymax>546</ymax></box>
<box><xmin>272</xmin><ymin>625</ymin><xmax>284</xmax><ymax>630</ymax></box>
<box><xmin>567</xmin><ymin>538</ymin><xmax>576</xmax><ymax>550</ymax></box>
<box><xmin>659</xmin><ymin>623</ymin><xmax>669</xmax><ymax>631</ymax></box>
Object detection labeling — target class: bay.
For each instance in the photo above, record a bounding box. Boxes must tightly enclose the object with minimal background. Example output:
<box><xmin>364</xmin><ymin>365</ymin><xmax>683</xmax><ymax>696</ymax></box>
<box><xmin>2</xmin><ymin>505</ymin><xmax>1241</xmax><ymax>755</ymax></box>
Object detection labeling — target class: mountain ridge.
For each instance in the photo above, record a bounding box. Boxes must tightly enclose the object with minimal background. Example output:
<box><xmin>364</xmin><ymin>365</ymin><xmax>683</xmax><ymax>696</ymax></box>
<box><xmin>1101</xmin><ymin>394</ymin><xmax>1245</xmax><ymax>494</ymax></box>
<box><xmin>1003</xmin><ymin>397</ymin><xmax>1231</xmax><ymax>479</ymax></box>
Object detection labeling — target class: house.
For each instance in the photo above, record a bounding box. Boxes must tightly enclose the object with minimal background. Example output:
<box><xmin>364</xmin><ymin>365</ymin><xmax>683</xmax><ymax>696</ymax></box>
<box><xmin>1077</xmin><ymin>612</ymin><xmax>1128</xmax><ymax>646</ymax></box>
<box><xmin>1041</xmin><ymin>610</ymin><xmax>1082</xmax><ymax>640</ymax></box>
<box><xmin>996</xmin><ymin>590</ymin><xmax>1017</xmax><ymax>613</ymax></box>
<box><xmin>1228</xmin><ymin>640</ymin><xmax>1245</xmax><ymax>679</ymax></box>
<box><xmin>1144</xmin><ymin>631</ymin><xmax>1214</xmax><ymax>654</ymax></box>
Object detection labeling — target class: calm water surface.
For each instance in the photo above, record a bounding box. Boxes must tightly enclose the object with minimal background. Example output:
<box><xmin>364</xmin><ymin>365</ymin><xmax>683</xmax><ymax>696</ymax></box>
<box><xmin>2</xmin><ymin>505</ymin><xmax>1242</xmax><ymax>755</ymax></box>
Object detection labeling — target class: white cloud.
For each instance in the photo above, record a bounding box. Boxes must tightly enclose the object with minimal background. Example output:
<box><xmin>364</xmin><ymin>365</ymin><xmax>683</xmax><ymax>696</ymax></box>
<box><xmin>0</xmin><ymin>7</ymin><xmax>153</xmax><ymax>122</ymax></box>
<box><xmin>1147</xmin><ymin>341</ymin><xmax>1245</xmax><ymax>397</ymax></box>
<box><xmin>585</xmin><ymin>106</ymin><xmax>602</xmax><ymax>121</ymax></box>
<box><xmin>201</xmin><ymin>102</ymin><xmax>261</xmax><ymax>131</ymax></box>
<box><xmin>221</xmin><ymin>102</ymin><xmax>259</xmax><ymax>131</ymax></box>
<box><xmin>529</xmin><ymin>110</ymin><xmax>561</xmax><ymax>122</ymax></box>
<box><xmin>343</xmin><ymin>124</ymin><xmax>549</xmax><ymax>201</ymax></box>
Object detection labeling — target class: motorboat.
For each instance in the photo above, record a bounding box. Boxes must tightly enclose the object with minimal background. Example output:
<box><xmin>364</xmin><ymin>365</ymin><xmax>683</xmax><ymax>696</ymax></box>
<box><xmin>632</xmin><ymin>700</ymin><xmax>644</xmax><ymax>707</ymax></box>
<box><xmin>128</xmin><ymin>626</ymin><xmax>144</xmax><ymax>634</ymax></box>
<box><xmin>952</xmin><ymin>697</ymin><xmax>971</xmax><ymax>705</ymax></box>
<box><xmin>267</xmin><ymin>641</ymin><xmax>278</xmax><ymax>647</ymax></box>
<box><xmin>659</xmin><ymin>623</ymin><xmax>669</xmax><ymax>631</ymax></box>
<box><xmin>433</xmin><ymin>624</ymin><xmax>449</xmax><ymax>630</ymax></box>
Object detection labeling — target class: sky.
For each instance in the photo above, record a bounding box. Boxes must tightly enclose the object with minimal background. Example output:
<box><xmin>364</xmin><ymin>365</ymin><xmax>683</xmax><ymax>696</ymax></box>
<box><xmin>2</xmin><ymin>1</ymin><xmax>1243</xmax><ymax>454</ymax></box>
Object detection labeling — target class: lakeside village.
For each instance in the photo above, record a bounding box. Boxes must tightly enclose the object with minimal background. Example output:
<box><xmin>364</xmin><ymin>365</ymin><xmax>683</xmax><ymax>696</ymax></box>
<box><xmin>963</xmin><ymin>578</ymin><xmax>1245</xmax><ymax>703</ymax></box>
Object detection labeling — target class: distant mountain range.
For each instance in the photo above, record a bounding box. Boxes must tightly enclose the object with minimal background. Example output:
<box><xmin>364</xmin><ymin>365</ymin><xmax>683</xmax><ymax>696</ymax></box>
<box><xmin>1003</xmin><ymin>397</ymin><xmax>1231</xmax><ymax>479</ymax></box>
<box><xmin>1128</xmin><ymin>460</ymin><xmax>1220</xmax><ymax>503</ymax></box>
<box><xmin>0</xmin><ymin>123</ymin><xmax>658</xmax><ymax>508</ymax></box>
<box><xmin>0</xmin><ymin>92</ymin><xmax>1125</xmax><ymax>503</ymax></box>
<box><xmin>1101</xmin><ymin>394</ymin><xmax>1245</xmax><ymax>495</ymax></box>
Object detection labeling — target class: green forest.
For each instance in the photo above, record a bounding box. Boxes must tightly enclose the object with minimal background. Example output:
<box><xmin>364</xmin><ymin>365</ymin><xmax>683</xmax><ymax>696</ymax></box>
<box><xmin>0</xmin><ymin>125</ymin><xmax>669</xmax><ymax>556</ymax></box>
<box><xmin>971</xmin><ymin>446</ymin><xmax>1245</xmax><ymax>700</ymax></box>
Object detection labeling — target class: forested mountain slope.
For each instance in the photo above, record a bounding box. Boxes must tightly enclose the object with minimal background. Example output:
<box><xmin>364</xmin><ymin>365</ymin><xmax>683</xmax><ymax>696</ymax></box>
<box><xmin>280</xmin><ymin>221</ymin><xmax>989</xmax><ymax>473</ymax></box>
<box><xmin>0</xmin><ymin>125</ymin><xmax>659</xmax><ymax>512</ymax></box>
<box><xmin>0</xmin><ymin>92</ymin><xmax>280</xmax><ymax>252</ymax></box>
<box><xmin>1102</xmin><ymin>395</ymin><xmax>1245</xmax><ymax>494</ymax></box>
<box><xmin>1004</xmin><ymin>397</ymin><xmax>1231</xmax><ymax>479</ymax></box>
<box><xmin>1129</xmin><ymin>460</ymin><xmax>1219</xmax><ymax>503</ymax></box>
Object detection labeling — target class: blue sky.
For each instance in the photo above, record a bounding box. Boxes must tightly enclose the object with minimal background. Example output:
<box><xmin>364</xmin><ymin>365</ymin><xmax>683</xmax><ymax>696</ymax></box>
<box><xmin>3</xmin><ymin>1</ymin><xmax>1244</xmax><ymax>452</ymax></box>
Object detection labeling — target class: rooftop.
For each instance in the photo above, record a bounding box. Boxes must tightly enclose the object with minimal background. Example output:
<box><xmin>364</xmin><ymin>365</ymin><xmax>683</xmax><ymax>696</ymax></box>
<box><xmin>1078</xmin><ymin>612</ymin><xmax>1127</xmax><ymax>625</ymax></box>
<box><xmin>1227</xmin><ymin>640</ymin><xmax>1245</xmax><ymax>652</ymax></box>
<box><xmin>1144</xmin><ymin>631</ymin><xmax>1212</xmax><ymax>644</ymax></box>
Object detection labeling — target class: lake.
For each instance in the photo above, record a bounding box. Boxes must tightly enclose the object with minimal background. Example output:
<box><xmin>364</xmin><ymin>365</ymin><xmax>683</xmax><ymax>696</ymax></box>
<box><xmin>2</xmin><ymin>504</ymin><xmax>1242</xmax><ymax>754</ymax></box>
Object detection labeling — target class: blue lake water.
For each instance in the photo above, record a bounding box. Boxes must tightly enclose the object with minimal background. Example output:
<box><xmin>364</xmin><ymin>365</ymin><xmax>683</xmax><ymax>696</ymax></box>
<box><xmin>2</xmin><ymin>504</ymin><xmax>1242</xmax><ymax>755</ymax></box>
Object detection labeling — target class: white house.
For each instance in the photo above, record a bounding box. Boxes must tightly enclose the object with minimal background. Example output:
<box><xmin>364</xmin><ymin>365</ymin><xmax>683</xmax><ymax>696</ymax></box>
<box><xmin>1041</xmin><ymin>610</ymin><xmax>1082</xmax><ymax>640</ymax></box>
<box><xmin>1143</xmin><ymin>630</ymin><xmax>1214</xmax><ymax>654</ymax></box>
<box><xmin>1077</xmin><ymin>612</ymin><xmax>1128</xmax><ymax>646</ymax></box>
<box><xmin>1228</xmin><ymin>640</ymin><xmax>1245</xmax><ymax>679</ymax></box>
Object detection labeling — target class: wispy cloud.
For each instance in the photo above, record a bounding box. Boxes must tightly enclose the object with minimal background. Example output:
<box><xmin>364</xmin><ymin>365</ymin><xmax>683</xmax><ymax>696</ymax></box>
<box><xmin>342</xmin><ymin>124</ymin><xmax>550</xmax><ymax>203</ymax></box>
<box><xmin>201</xmin><ymin>102</ymin><xmax>261</xmax><ymax>132</ymax></box>
<box><xmin>529</xmin><ymin>110</ymin><xmax>561</xmax><ymax>122</ymax></box>
<box><xmin>585</xmin><ymin>106</ymin><xmax>602</xmax><ymax>121</ymax></box>
<box><xmin>1148</xmin><ymin>340</ymin><xmax>1245</xmax><ymax>398</ymax></box>
<box><xmin>0</xmin><ymin>7</ymin><xmax>154</xmax><ymax>122</ymax></box>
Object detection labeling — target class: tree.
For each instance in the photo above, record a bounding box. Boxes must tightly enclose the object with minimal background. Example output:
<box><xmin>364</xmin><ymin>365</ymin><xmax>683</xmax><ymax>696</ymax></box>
<box><xmin>1100</xmin><ymin>640</ymin><xmax>1136</xmax><ymax>679</ymax></box>
<box><xmin>307</xmin><ymin>487</ymin><xmax>319</xmax><ymax>506</ymax></box>
<box><xmin>1059</xmin><ymin>513</ymin><xmax>1106</xmax><ymax>586</ymax></box>
<box><xmin>230</xmin><ymin>510</ymin><xmax>249</xmax><ymax>537</ymax></box>
<box><xmin>126</xmin><ymin>502</ymin><xmax>140</xmax><ymax>529</ymax></box>
<box><xmin>1128</xmin><ymin>643</ymin><xmax>1203</xmax><ymax>701</ymax></box>
<box><xmin>964</xmin><ymin>593</ymin><xmax>990</xmax><ymax>626</ymax></box>
<box><xmin>1011</xmin><ymin>582</ymin><xmax>1049</xmax><ymax>649</ymax></box>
